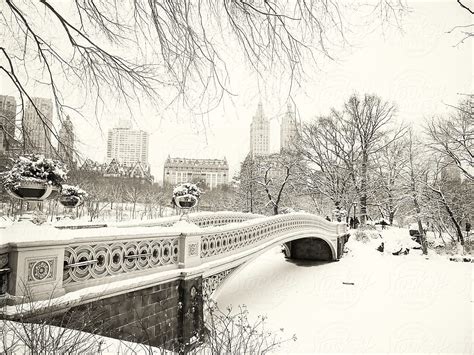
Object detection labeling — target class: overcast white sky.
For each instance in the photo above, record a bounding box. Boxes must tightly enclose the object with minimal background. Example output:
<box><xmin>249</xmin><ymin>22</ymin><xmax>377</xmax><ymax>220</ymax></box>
<box><xmin>0</xmin><ymin>0</ymin><xmax>472</xmax><ymax>182</ymax></box>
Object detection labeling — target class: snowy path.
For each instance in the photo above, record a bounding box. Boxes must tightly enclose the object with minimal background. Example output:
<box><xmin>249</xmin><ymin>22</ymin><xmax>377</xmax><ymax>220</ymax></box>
<box><xmin>216</xmin><ymin>243</ymin><xmax>473</xmax><ymax>353</ymax></box>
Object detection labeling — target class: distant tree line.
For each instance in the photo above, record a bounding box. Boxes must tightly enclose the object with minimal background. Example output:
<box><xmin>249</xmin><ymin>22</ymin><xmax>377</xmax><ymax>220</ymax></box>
<box><xmin>236</xmin><ymin>93</ymin><xmax>473</xmax><ymax>254</ymax></box>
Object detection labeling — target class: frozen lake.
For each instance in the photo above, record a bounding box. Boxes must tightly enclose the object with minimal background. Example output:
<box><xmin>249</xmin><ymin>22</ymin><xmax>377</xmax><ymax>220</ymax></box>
<box><xmin>216</xmin><ymin>238</ymin><xmax>473</xmax><ymax>353</ymax></box>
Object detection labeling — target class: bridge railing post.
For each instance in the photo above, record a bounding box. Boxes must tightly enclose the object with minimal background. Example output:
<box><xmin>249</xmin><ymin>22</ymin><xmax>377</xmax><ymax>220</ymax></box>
<box><xmin>7</xmin><ymin>243</ymin><xmax>66</xmax><ymax>303</ymax></box>
<box><xmin>178</xmin><ymin>233</ymin><xmax>202</xmax><ymax>269</ymax></box>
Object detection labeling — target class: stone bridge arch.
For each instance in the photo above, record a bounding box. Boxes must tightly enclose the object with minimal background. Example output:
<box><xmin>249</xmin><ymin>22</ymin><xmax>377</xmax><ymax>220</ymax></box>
<box><xmin>202</xmin><ymin>233</ymin><xmax>339</xmax><ymax>300</ymax></box>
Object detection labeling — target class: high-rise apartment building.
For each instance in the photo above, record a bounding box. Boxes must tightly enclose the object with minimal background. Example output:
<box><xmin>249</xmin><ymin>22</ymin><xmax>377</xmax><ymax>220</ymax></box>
<box><xmin>163</xmin><ymin>157</ymin><xmax>228</xmax><ymax>189</ymax></box>
<box><xmin>280</xmin><ymin>103</ymin><xmax>298</xmax><ymax>152</ymax></box>
<box><xmin>24</xmin><ymin>97</ymin><xmax>53</xmax><ymax>157</ymax></box>
<box><xmin>58</xmin><ymin>115</ymin><xmax>75</xmax><ymax>164</ymax></box>
<box><xmin>0</xmin><ymin>95</ymin><xmax>16</xmax><ymax>142</ymax></box>
<box><xmin>250</xmin><ymin>102</ymin><xmax>270</xmax><ymax>157</ymax></box>
<box><xmin>106</xmin><ymin>125</ymin><xmax>149</xmax><ymax>166</ymax></box>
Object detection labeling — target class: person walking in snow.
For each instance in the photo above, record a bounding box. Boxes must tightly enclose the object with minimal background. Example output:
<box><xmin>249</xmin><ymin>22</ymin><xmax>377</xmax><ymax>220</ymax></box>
<box><xmin>349</xmin><ymin>217</ymin><xmax>355</xmax><ymax>229</ymax></box>
<box><xmin>354</xmin><ymin>217</ymin><xmax>360</xmax><ymax>229</ymax></box>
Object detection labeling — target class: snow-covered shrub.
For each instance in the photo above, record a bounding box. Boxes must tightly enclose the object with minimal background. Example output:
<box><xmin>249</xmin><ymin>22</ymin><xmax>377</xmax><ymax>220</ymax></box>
<box><xmin>353</xmin><ymin>225</ymin><xmax>381</xmax><ymax>243</ymax></box>
<box><xmin>279</xmin><ymin>207</ymin><xmax>296</xmax><ymax>214</ymax></box>
<box><xmin>173</xmin><ymin>182</ymin><xmax>202</xmax><ymax>199</ymax></box>
<box><xmin>194</xmin><ymin>300</ymin><xmax>296</xmax><ymax>353</ymax></box>
<box><xmin>2</xmin><ymin>155</ymin><xmax>68</xmax><ymax>190</ymax></box>
<box><xmin>60</xmin><ymin>184</ymin><xmax>88</xmax><ymax>198</ymax></box>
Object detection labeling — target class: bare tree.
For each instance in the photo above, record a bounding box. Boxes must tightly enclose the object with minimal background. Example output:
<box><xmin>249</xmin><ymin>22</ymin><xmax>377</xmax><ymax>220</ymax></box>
<box><xmin>372</xmin><ymin>137</ymin><xmax>410</xmax><ymax>225</ymax></box>
<box><xmin>296</xmin><ymin>118</ymin><xmax>356</xmax><ymax>216</ymax></box>
<box><xmin>236</xmin><ymin>155</ymin><xmax>261</xmax><ymax>213</ymax></box>
<box><xmin>425</xmin><ymin>100</ymin><xmax>473</xmax><ymax>181</ymax></box>
<box><xmin>123</xmin><ymin>180</ymin><xmax>147</xmax><ymax>220</ymax></box>
<box><xmin>0</xmin><ymin>0</ymin><xmax>407</xmax><ymax>155</ymax></box>
<box><xmin>404</xmin><ymin>129</ymin><xmax>429</xmax><ymax>254</ymax></box>
<box><xmin>300</xmin><ymin>94</ymin><xmax>403</xmax><ymax>224</ymax></box>
<box><xmin>238</xmin><ymin>153</ymin><xmax>297</xmax><ymax>215</ymax></box>
<box><xmin>344</xmin><ymin>94</ymin><xmax>404</xmax><ymax>224</ymax></box>
<box><xmin>448</xmin><ymin>1</ymin><xmax>474</xmax><ymax>45</ymax></box>
<box><xmin>423</xmin><ymin>155</ymin><xmax>473</xmax><ymax>250</ymax></box>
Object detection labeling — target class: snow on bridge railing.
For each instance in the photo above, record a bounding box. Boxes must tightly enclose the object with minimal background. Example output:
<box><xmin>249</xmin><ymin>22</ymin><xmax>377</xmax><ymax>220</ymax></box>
<box><xmin>52</xmin><ymin>211</ymin><xmax>263</xmax><ymax>230</ymax></box>
<box><xmin>197</xmin><ymin>213</ymin><xmax>346</xmax><ymax>260</ymax></box>
<box><xmin>0</xmin><ymin>212</ymin><xmax>345</xmax><ymax>303</ymax></box>
<box><xmin>112</xmin><ymin>211</ymin><xmax>263</xmax><ymax>228</ymax></box>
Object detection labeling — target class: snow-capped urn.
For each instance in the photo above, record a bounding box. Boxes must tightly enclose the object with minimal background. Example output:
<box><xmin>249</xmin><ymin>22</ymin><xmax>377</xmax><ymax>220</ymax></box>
<box><xmin>2</xmin><ymin>154</ymin><xmax>68</xmax><ymax>200</ymax></box>
<box><xmin>172</xmin><ymin>182</ymin><xmax>202</xmax><ymax>209</ymax></box>
<box><xmin>60</xmin><ymin>184</ymin><xmax>88</xmax><ymax>208</ymax></box>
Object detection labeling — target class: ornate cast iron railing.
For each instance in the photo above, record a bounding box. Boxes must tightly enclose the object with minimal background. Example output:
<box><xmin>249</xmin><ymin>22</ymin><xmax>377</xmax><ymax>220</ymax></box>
<box><xmin>63</xmin><ymin>237</ymin><xmax>180</xmax><ymax>286</ymax></box>
<box><xmin>2</xmin><ymin>212</ymin><xmax>345</xmax><ymax>302</ymax></box>
<box><xmin>200</xmin><ymin>214</ymin><xmax>342</xmax><ymax>259</ymax></box>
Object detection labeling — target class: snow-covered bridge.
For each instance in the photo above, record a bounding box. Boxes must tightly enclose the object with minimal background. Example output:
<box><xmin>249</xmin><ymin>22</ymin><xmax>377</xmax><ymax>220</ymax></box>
<box><xmin>1</xmin><ymin>211</ymin><xmax>348</xmax><ymax>349</ymax></box>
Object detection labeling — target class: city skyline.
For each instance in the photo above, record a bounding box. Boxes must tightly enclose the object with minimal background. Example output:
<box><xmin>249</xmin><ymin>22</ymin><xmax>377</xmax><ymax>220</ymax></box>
<box><xmin>0</xmin><ymin>1</ymin><xmax>470</xmax><ymax>182</ymax></box>
<box><xmin>0</xmin><ymin>95</ymin><xmax>303</xmax><ymax>182</ymax></box>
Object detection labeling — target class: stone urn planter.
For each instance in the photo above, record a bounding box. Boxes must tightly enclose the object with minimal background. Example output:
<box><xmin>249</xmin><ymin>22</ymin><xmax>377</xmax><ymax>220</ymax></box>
<box><xmin>59</xmin><ymin>195</ymin><xmax>83</xmax><ymax>208</ymax></box>
<box><xmin>172</xmin><ymin>183</ymin><xmax>202</xmax><ymax>221</ymax></box>
<box><xmin>6</xmin><ymin>180</ymin><xmax>53</xmax><ymax>201</ymax></box>
<box><xmin>174</xmin><ymin>194</ymin><xmax>198</xmax><ymax>209</ymax></box>
<box><xmin>2</xmin><ymin>155</ymin><xmax>68</xmax><ymax>223</ymax></box>
<box><xmin>59</xmin><ymin>185</ymin><xmax>87</xmax><ymax>219</ymax></box>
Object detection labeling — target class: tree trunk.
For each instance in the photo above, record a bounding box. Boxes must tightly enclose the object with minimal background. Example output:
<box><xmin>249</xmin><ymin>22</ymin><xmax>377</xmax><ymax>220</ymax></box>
<box><xmin>411</xmin><ymin>183</ymin><xmax>427</xmax><ymax>255</ymax></box>
<box><xmin>389</xmin><ymin>211</ymin><xmax>395</xmax><ymax>225</ymax></box>
<box><xmin>359</xmin><ymin>152</ymin><xmax>368</xmax><ymax>224</ymax></box>
<box><xmin>432</xmin><ymin>188</ymin><xmax>465</xmax><ymax>246</ymax></box>
<box><xmin>387</xmin><ymin>191</ymin><xmax>395</xmax><ymax>225</ymax></box>
<box><xmin>407</xmin><ymin>134</ymin><xmax>428</xmax><ymax>254</ymax></box>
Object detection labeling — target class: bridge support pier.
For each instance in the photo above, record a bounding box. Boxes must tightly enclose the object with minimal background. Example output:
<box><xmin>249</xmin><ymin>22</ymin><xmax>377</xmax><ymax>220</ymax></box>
<box><xmin>4</xmin><ymin>275</ymin><xmax>206</xmax><ymax>353</ymax></box>
<box><xmin>178</xmin><ymin>275</ymin><xmax>205</xmax><ymax>352</ymax></box>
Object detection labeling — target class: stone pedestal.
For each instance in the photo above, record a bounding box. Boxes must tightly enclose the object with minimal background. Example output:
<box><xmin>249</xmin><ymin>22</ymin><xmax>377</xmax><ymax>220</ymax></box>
<box><xmin>6</xmin><ymin>224</ymin><xmax>65</xmax><ymax>303</ymax></box>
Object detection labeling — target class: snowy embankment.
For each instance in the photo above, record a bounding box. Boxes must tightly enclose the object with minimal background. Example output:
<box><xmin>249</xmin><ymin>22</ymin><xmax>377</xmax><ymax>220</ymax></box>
<box><xmin>0</xmin><ymin>320</ymin><xmax>168</xmax><ymax>354</ymax></box>
<box><xmin>216</xmin><ymin>227</ymin><xmax>473</xmax><ymax>354</ymax></box>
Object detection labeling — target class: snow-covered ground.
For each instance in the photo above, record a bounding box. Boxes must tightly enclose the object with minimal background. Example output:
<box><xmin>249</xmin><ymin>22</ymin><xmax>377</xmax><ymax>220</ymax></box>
<box><xmin>0</xmin><ymin>320</ymin><xmax>167</xmax><ymax>354</ymax></box>
<box><xmin>216</xmin><ymin>227</ymin><xmax>473</xmax><ymax>354</ymax></box>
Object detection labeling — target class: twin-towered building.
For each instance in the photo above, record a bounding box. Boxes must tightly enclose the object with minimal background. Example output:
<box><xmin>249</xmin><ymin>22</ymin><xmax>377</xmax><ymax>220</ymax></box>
<box><xmin>280</xmin><ymin>103</ymin><xmax>299</xmax><ymax>152</ymax></box>
<box><xmin>250</xmin><ymin>102</ymin><xmax>270</xmax><ymax>157</ymax></box>
<box><xmin>249</xmin><ymin>102</ymin><xmax>299</xmax><ymax>157</ymax></box>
